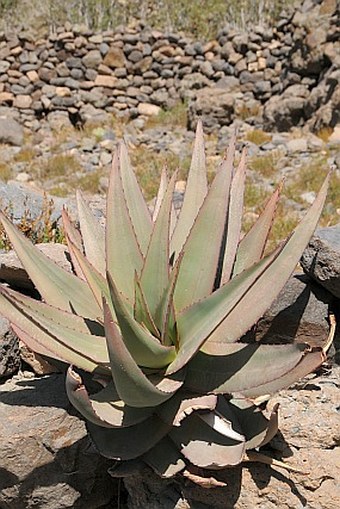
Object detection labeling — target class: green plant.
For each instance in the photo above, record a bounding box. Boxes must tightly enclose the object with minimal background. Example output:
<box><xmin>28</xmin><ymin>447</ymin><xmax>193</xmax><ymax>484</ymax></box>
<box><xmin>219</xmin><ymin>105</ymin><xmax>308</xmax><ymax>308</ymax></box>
<box><xmin>0</xmin><ymin>195</ymin><xmax>65</xmax><ymax>250</ymax></box>
<box><xmin>0</xmin><ymin>0</ymin><xmax>296</xmax><ymax>38</ymax></box>
<box><xmin>145</xmin><ymin>101</ymin><xmax>188</xmax><ymax>130</ymax></box>
<box><xmin>250</xmin><ymin>151</ymin><xmax>281</xmax><ymax>179</ymax></box>
<box><xmin>286</xmin><ymin>156</ymin><xmax>340</xmax><ymax>226</ymax></box>
<box><xmin>41</xmin><ymin>153</ymin><xmax>82</xmax><ymax>178</ymax></box>
<box><xmin>0</xmin><ymin>122</ymin><xmax>331</xmax><ymax>484</ymax></box>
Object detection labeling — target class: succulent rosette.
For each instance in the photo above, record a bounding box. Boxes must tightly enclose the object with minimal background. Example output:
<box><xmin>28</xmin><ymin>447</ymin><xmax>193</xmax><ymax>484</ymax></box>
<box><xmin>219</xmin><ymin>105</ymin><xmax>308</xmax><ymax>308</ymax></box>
<box><xmin>0</xmin><ymin>121</ymin><xmax>330</xmax><ymax>482</ymax></box>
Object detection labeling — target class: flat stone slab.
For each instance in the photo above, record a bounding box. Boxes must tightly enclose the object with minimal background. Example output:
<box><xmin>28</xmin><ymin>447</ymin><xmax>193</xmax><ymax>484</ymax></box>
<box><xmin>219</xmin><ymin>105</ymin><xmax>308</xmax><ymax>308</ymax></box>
<box><xmin>0</xmin><ymin>243</ymin><xmax>72</xmax><ymax>290</ymax></box>
<box><xmin>0</xmin><ymin>372</ymin><xmax>118</xmax><ymax>509</ymax></box>
<box><xmin>301</xmin><ymin>224</ymin><xmax>340</xmax><ymax>299</ymax></box>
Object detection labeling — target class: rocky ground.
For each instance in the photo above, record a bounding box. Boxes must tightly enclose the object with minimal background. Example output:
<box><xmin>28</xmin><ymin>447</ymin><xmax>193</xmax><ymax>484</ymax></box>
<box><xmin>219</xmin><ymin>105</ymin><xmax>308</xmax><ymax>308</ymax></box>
<box><xmin>0</xmin><ymin>110</ymin><xmax>340</xmax><ymax>507</ymax></box>
<box><xmin>0</xmin><ymin>113</ymin><xmax>340</xmax><ymax>251</ymax></box>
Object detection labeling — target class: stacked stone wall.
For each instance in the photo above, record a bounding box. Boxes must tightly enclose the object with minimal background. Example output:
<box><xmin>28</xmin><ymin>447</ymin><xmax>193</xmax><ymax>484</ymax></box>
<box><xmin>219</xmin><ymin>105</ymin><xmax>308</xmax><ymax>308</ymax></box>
<box><xmin>0</xmin><ymin>0</ymin><xmax>338</xmax><ymax>132</ymax></box>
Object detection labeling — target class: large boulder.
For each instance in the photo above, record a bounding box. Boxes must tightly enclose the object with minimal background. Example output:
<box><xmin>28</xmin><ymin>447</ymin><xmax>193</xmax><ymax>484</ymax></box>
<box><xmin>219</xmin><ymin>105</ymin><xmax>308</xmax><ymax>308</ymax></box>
<box><xmin>0</xmin><ymin>181</ymin><xmax>72</xmax><ymax>225</ymax></box>
<box><xmin>301</xmin><ymin>224</ymin><xmax>340</xmax><ymax>299</ymax></box>
<box><xmin>0</xmin><ymin>373</ymin><xmax>119</xmax><ymax>509</ymax></box>
<box><xmin>254</xmin><ymin>273</ymin><xmax>333</xmax><ymax>348</ymax></box>
<box><xmin>0</xmin><ymin>117</ymin><xmax>23</xmax><ymax>146</ymax></box>
<box><xmin>188</xmin><ymin>86</ymin><xmax>235</xmax><ymax>132</ymax></box>
<box><xmin>263</xmin><ymin>85</ymin><xmax>309</xmax><ymax>131</ymax></box>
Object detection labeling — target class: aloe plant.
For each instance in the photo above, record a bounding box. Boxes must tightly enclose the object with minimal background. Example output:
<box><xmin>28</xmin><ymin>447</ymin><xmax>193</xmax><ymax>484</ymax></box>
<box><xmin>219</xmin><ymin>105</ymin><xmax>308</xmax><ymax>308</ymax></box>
<box><xmin>0</xmin><ymin>121</ymin><xmax>330</xmax><ymax>483</ymax></box>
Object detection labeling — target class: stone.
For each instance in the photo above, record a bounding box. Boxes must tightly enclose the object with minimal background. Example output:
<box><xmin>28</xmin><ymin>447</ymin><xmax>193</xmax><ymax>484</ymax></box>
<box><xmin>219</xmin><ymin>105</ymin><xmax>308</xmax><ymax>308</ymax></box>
<box><xmin>128</xmin><ymin>50</ymin><xmax>143</xmax><ymax>63</ymax></box>
<box><xmin>94</xmin><ymin>75</ymin><xmax>117</xmax><ymax>88</ymax></box>
<box><xmin>19</xmin><ymin>342</ymin><xmax>59</xmax><ymax>375</ymax></box>
<box><xmin>253</xmin><ymin>79</ymin><xmax>271</xmax><ymax>96</ymax></box>
<box><xmin>329</xmin><ymin>125</ymin><xmax>340</xmax><ymax>143</ymax></box>
<box><xmin>286</xmin><ymin>137</ymin><xmax>308</xmax><ymax>152</ymax></box>
<box><xmin>82</xmin><ymin>50</ymin><xmax>102</xmax><ymax>69</ymax></box>
<box><xmin>15</xmin><ymin>172</ymin><xmax>30</xmax><ymax>183</ymax></box>
<box><xmin>188</xmin><ymin>86</ymin><xmax>235</xmax><ymax>132</ymax></box>
<box><xmin>55</xmin><ymin>86</ymin><xmax>72</xmax><ymax>97</ymax></box>
<box><xmin>0</xmin><ymin>373</ymin><xmax>118</xmax><ymax>508</ymax></box>
<box><xmin>103</xmin><ymin>47</ymin><xmax>126</xmax><ymax>68</ymax></box>
<box><xmin>0</xmin><ymin>60</ymin><xmax>10</xmax><ymax>73</ymax></box>
<box><xmin>47</xmin><ymin>111</ymin><xmax>73</xmax><ymax>129</ymax></box>
<box><xmin>97</xmin><ymin>63</ymin><xmax>113</xmax><ymax>75</ymax></box>
<box><xmin>263</xmin><ymin>95</ymin><xmax>306</xmax><ymax>131</ymax></box>
<box><xmin>0</xmin><ymin>317</ymin><xmax>20</xmax><ymax>379</ymax></box>
<box><xmin>137</xmin><ymin>102</ymin><xmax>161</xmax><ymax>116</ymax></box>
<box><xmin>0</xmin><ymin>117</ymin><xmax>23</xmax><ymax>146</ymax></box>
<box><xmin>56</xmin><ymin>62</ymin><xmax>70</xmax><ymax>78</ymax></box>
<box><xmin>26</xmin><ymin>70</ymin><xmax>39</xmax><ymax>82</ymax></box>
<box><xmin>254</xmin><ymin>274</ymin><xmax>333</xmax><ymax>349</ymax></box>
<box><xmin>0</xmin><ymin>243</ymin><xmax>73</xmax><ymax>291</ymax></box>
<box><xmin>13</xmin><ymin>95</ymin><xmax>32</xmax><ymax>109</ymax></box>
<box><xmin>301</xmin><ymin>224</ymin><xmax>340</xmax><ymax>299</ymax></box>
<box><xmin>0</xmin><ymin>92</ymin><xmax>14</xmax><ymax>104</ymax></box>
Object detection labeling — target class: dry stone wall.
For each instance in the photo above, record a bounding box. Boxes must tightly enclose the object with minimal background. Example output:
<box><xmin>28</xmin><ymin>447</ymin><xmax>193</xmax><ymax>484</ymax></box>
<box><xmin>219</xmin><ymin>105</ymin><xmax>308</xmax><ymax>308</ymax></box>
<box><xmin>0</xmin><ymin>0</ymin><xmax>338</xmax><ymax>135</ymax></box>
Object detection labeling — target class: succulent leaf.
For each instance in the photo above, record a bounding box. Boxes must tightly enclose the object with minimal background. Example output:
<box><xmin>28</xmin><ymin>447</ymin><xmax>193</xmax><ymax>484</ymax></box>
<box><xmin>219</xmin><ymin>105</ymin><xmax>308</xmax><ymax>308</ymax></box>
<box><xmin>170</xmin><ymin>411</ymin><xmax>246</xmax><ymax>469</ymax></box>
<box><xmin>1</xmin><ymin>286</ymin><xmax>109</xmax><ymax>364</ymax></box>
<box><xmin>184</xmin><ymin>343</ymin><xmax>315</xmax><ymax>395</ymax></box>
<box><xmin>0</xmin><ymin>211</ymin><xmax>102</xmax><ymax>319</ymax></box>
<box><xmin>118</xmin><ymin>142</ymin><xmax>152</xmax><ymax>254</ymax></box>
<box><xmin>153</xmin><ymin>165</ymin><xmax>168</xmax><ymax>221</ymax></box>
<box><xmin>134</xmin><ymin>276</ymin><xmax>160</xmax><ymax>338</ymax></box>
<box><xmin>173</xmin><ymin>154</ymin><xmax>232</xmax><ymax>312</ymax></box>
<box><xmin>228</xmin><ymin>397</ymin><xmax>279</xmax><ymax>449</ymax></box>
<box><xmin>76</xmin><ymin>191</ymin><xmax>106</xmax><ymax>275</ymax></box>
<box><xmin>1</xmin><ymin>285</ymin><xmax>104</xmax><ymax>335</ymax></box>
<box><xmin>103</xmin><ymin>299</ymin><xmax>182</xmax><ymax>407</ymax></box>
<box><xmin>87</xmin><ymin>415</ymin><xmax>171</xmax><ymax>460</ymax></box>
<box><xmin>107</xmin><ymin>273</ymin><xmax>176</xmax><ymax>368</ymax></box>
<box><xmin>171</xmin><ymin>119</ymin><xmax>208</xmax><ymax>258</ymax></box>
<box><xmin>155</xmin><ymin>252</ymin><xmax>183</xmax><ymax>346</ymax></box>
<box><xmin>204</xmin><ymin>173</ymin><xmax>330</xmax><ymax>347</ymax></box>
<box><xmin>143</xmin><ymin>437</ymin><xmax>186</xmax><ymax>478</ymax></box>
<box><xmin>233</xmin><ymin>182</ymin><xmax>282</xmax><ymax>276</ymax></box>
<box><xmin>67</xmin><ymin>238</ymin><xmax>111</xmax><ymax>315</ymax></box>
<box><xmin>66</xmin><ymin>366</ymin><xmax>153</xmax><ymax>427</ymax></box>
<box><xmin>156</xmin><ymin>392</ymin><xmax>218</xmax><ymax>427</ymax></box>
<box><xmin>220</xmin><ymin>148</ymin><xmax>247</xmax><ymax>284</ymax></box>
<box><xmin>139</xmin><ymin>171</ymin><xmax>176</xmax><ymax>318</ymax></box>
<box><xmin>106</xmin><ymin>149</ymin><xmax>144</xmax><ymax>301</ymax></box>
<box><xmin>61</xmin><ymin>208</ymin><xmax>85</xmax><ymax>279</ymax></box>
<box><xmin>240</xmin><ymin>349</ymin><xmax>325</xmax><ymax>398</ymax></box>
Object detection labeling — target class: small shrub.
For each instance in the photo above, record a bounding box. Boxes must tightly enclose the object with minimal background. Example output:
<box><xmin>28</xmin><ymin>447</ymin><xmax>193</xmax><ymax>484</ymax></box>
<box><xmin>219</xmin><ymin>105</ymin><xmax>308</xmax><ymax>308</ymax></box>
<box><xmin>146</xmin><ymin>101</ymin><xmax>188</xmax><ymax>130</ymax></box>
<box><xmin>0</xmin><ymin>163</ymin><xmax>12</xmax><ymax>182</ymax></box>
<box><xmin>0</xmin><ymin>195</ymin><xmax>65</xmax><ymax>250</ymax></box>
<box><xmin>41</xmin><ymin>154</ymin><xmax>82</xmax><ymax>178</ymax></box>
<box><xmin>316</xmin><ymin>127</ymin><xmax>333</xmax><ymax>143</ymax></box>
<box><xmin>286</xmin><ymin>157</ymin><xmax>340</xmax><ymax>226</ymax></box>
<box><xmin>13</xmin><ymin>147</ymin><xmax>37</xmax><ymax>163</ymax></box>
<box><xmin>245</xmin><ymin>130</ymin><xmax>272</xmax><ymax>146</ymax></box>
<box><xmin>250</xmin><ymin>152</ymin><xmax>281</xmax><ymax>179</ymax></box>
